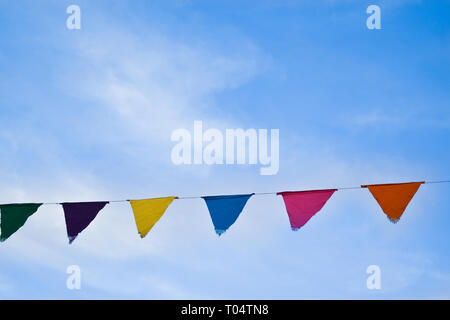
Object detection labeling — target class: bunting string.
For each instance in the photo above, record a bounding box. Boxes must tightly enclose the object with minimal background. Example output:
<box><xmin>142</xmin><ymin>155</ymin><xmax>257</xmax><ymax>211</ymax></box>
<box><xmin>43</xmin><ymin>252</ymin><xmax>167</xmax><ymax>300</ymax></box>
<box><xmin>35</xmin><ymin>180</ymin><xmax>450</xmax><ymax>205</ymax></box>
<box><xmin>0</xmin><ymin>180</ymin><xmax>448</xmax><ymax>243</ymax></box>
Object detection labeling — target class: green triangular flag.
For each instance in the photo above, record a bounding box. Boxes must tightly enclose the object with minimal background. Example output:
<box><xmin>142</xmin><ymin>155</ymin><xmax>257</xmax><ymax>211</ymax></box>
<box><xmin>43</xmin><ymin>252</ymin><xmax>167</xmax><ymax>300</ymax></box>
<box><xmin>0</xmin><ymin>203</ymin><xmax>42</xmax><ymax>242</ymax></box>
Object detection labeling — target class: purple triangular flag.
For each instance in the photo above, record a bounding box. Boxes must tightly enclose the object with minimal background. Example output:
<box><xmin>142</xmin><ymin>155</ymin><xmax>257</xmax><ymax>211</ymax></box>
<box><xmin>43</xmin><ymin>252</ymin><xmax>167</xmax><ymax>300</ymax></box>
<box><xmin>61</xmin><ymin>202</ymin><xmax>108</xmax><ymax>244</ymax></box>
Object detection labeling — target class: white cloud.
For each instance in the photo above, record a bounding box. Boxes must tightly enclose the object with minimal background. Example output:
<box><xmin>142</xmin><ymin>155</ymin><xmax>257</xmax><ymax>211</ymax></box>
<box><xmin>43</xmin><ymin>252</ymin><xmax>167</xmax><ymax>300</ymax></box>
<box><xmin>63</xmin><ymin>25</ymin><xmax>265</xmax><ymax>143</ymax></box>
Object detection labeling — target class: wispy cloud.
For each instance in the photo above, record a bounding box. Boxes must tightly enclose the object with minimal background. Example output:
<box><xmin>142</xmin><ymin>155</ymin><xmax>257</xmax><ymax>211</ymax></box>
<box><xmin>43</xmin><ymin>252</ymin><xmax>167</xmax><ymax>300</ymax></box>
<box><xmin>62</xmin><ymin>24</ymin><xmax>266</xmax><ymax>142</ymax></box>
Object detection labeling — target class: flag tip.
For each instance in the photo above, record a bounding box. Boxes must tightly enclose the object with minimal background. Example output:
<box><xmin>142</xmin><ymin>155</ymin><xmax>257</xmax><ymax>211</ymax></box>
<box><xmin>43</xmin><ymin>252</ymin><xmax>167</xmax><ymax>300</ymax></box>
<box><xmin>215</xmin><ymin>229</ymin><xmax>226</xmax><ymax>236</ymax></box>
<box><xmin>387</xmin><ymin>216</ymin><xmax>400</xmax><ymax>224</ymax></box>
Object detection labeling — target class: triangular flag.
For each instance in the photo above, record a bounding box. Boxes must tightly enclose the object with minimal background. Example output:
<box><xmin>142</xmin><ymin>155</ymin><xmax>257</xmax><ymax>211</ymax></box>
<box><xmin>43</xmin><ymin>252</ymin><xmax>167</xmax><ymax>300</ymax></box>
<box><xmin>129</xmin><ymin>197</ymin><xmax>178</xmax><ymax>238</ymax></box>
<box><xmin>362</xmin><ymin>181</ymin><xmax>424</xmax><ymax>223</ymax></box>
<box><xmin>0</xmin><ymin>203</ymin><xmax>42</xmax><ymax>242</ymax></box>
<box><xmin>61</xmin><ymin>201</ymin><xmax>109</xmax><ymax>244</ymax></box>
<box><xmin>202</xmin><ymin>194</ymin><xmax>253</xmax><ymax>235</ymax></box>
<box><xmin>277</xmin><ymin>189</ymin><xmax>337</xmax><ymax>230</ymax></box>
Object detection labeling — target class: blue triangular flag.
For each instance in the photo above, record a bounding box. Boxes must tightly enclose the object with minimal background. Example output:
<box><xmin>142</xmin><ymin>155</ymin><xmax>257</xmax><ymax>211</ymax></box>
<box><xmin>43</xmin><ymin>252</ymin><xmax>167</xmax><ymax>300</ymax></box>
<box><xmin>202</xmin><ymin>194</ymin><xmax>254</xmax><ymax>235</ymax></box>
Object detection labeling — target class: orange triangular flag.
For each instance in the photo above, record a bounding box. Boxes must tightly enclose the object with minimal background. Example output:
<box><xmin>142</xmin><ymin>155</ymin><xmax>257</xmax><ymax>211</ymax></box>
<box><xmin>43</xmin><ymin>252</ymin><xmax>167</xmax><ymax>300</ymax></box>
<box><xmin>362</xmin><ymin>181</ymin><xmax>424</xmax><ymax>223</ymax></box>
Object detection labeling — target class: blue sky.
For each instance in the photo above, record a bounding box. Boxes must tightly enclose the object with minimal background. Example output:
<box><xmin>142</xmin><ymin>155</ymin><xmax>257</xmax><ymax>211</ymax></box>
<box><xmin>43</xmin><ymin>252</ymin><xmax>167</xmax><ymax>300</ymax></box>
<box><xmin>0</xmin><ymin>0</ymin><xmax>449</xmax><ymax>299</ymax></box>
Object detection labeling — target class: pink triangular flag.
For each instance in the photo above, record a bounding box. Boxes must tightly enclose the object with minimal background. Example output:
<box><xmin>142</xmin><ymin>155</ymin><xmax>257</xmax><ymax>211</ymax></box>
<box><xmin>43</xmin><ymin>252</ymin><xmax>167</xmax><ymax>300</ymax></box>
<box><xmin>277</xmin><ymin>189</ymin><xmax>337</xmax><ymax>230</ymax></box>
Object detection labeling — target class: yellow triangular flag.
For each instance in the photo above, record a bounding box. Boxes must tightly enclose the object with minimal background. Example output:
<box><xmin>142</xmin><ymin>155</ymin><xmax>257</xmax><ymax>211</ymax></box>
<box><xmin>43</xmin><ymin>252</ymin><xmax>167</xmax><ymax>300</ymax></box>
<box><xmin>129</xmin><ymin>197</ymin><xmax>178</xmax><ymax>238</ymax></box>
